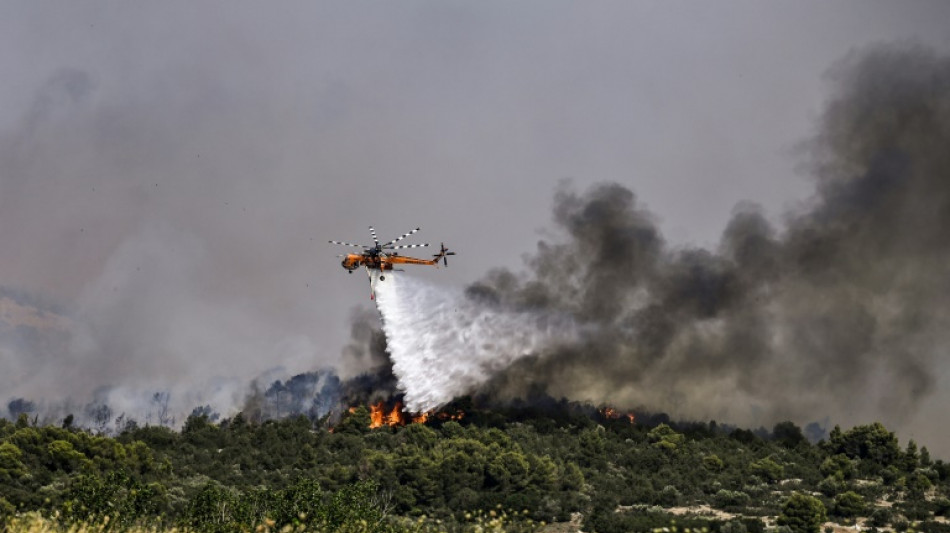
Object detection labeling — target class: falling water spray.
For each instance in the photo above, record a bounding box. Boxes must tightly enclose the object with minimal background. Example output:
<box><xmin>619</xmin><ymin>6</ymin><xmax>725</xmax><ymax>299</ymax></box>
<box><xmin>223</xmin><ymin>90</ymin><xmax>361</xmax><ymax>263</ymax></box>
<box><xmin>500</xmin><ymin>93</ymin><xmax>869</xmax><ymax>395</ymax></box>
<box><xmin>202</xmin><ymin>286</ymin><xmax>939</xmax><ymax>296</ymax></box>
<box><xmin>372</xmin><ymin>273</ymin><xmax>575</xmax><ymax>412</ymax></box>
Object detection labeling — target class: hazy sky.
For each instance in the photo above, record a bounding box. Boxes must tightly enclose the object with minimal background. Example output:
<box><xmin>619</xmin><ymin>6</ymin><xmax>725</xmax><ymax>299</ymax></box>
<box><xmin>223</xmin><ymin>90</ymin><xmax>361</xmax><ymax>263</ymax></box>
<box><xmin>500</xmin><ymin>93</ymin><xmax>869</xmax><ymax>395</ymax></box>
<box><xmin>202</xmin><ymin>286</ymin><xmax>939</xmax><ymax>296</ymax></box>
<box><xmin>2</xmin><ymin>2</ymin><xmax>949</xmax><ymax>439</ymax></box>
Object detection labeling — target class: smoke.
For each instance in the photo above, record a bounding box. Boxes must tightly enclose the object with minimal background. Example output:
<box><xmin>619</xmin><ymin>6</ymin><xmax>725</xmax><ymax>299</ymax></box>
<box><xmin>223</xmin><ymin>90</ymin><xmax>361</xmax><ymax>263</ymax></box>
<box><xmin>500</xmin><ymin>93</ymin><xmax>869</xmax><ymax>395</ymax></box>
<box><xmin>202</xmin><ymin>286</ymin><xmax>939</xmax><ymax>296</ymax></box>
<box><xmin>3</xmin><ymin>34</ymin><xmax>948</xmax><ymax>447</ymax></box>
<box><xmin>373</xmin><ymin>44</ymin><xmax>950</xmax><ymax>432</ymax></box>
<box><xmin>0</xmin><ymin>220</ymin><xmax>326</xmax><ymax>427</ymax></box>
<box><xmin>0</xmin><ymin>53</ymin><xmax>338</xmax><ymax>425</ymax></box>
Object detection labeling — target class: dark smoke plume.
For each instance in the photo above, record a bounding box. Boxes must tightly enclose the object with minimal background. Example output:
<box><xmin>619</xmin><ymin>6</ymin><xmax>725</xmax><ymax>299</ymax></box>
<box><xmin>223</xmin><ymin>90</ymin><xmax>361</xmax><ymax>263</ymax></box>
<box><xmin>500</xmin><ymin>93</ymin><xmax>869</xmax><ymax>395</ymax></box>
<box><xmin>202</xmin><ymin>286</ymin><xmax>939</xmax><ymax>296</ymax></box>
<box><xmin>468</xmin><ymin>44</ymin><xmax>950</xmax><ymax>429</ymax></box>
<box><xmin>338</xmin><ymin>307</ymin><xmax>399</xmax><ymax>405</ymax></box>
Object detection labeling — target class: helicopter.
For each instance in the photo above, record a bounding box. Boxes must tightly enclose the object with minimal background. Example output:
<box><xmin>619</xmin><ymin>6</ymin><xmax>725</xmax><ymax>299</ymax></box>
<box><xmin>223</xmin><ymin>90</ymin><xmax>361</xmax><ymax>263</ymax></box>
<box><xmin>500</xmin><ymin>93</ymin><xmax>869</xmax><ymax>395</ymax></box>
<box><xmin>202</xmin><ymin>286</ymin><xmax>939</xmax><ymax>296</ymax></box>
<box><xmin>329</xmin><ymin>226</ymin><xmax>455</xmax><ymax>299</ymax></box>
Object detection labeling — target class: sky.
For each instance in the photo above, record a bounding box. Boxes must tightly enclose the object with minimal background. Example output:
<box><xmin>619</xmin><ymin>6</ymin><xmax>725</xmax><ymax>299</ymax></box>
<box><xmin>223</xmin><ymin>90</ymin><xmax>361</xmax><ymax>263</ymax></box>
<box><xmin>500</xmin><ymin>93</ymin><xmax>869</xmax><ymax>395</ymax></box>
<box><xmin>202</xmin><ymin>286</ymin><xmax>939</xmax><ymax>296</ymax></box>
<box><xmin>1</xmin><ymin>2</ymin><xmax>949</xmax><ymax>446</ymax></box>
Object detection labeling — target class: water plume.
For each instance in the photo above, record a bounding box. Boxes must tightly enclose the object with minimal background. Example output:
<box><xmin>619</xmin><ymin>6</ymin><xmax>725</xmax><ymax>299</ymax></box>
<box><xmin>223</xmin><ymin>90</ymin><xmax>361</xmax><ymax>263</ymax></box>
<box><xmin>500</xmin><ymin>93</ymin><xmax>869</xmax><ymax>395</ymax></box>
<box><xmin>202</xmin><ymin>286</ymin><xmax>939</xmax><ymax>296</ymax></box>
<box><xmin>373</xmin><ymin>273</ymin><xmax>575</xmax><ymax>412</ymax></box>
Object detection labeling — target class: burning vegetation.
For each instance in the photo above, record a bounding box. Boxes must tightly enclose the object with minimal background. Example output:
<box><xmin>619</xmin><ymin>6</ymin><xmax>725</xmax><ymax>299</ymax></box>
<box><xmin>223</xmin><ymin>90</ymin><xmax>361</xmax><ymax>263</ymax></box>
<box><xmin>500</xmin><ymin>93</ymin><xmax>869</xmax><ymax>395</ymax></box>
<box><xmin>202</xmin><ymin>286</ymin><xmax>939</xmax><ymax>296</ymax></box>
<box><xmin>348</xmin><ymin>400</ymin><xmax>465</xmax><ymax>429</ymax></box>
<box><xmin>599</xmin><ymin>406</ymin><xmax>636</xmax><ymax>424</ymax></box>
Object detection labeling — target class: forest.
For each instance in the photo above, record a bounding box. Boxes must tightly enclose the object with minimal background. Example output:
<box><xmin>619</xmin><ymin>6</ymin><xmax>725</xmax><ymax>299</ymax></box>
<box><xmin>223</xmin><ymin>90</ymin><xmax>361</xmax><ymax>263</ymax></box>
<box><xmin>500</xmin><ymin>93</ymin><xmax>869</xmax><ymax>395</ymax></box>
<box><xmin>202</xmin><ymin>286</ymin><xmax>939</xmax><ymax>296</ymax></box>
<box><xmin>1</xmin><ymin>399</ymin><xmax>949</xmax><ymax>533</ymax></box>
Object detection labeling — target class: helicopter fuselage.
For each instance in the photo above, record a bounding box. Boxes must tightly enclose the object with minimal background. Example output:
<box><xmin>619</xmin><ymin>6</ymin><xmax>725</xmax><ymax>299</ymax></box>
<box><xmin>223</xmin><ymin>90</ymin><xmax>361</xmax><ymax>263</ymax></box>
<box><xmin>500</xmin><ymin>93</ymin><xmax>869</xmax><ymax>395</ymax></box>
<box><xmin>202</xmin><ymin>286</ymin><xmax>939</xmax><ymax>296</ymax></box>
<box><xmin>340</xmin><ymin>251</ymin><xmax>442</xmax><ymax>273</ymax></box>
<box><xmin>340</xmin><ymin>253</ymin><xmax>396</xmax><ymax>272</ymax></box>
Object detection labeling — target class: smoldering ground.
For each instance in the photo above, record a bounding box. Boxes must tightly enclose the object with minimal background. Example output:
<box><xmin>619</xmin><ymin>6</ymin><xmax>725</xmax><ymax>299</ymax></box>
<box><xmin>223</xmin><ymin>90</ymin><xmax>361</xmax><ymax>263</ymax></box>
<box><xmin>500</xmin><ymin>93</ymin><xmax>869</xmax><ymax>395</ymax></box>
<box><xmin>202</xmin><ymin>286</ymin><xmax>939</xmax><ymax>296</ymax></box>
<box><xmin>374</xmin><ymin>44</ymin><xmax>950</xmax><ymax>436</ymax></box>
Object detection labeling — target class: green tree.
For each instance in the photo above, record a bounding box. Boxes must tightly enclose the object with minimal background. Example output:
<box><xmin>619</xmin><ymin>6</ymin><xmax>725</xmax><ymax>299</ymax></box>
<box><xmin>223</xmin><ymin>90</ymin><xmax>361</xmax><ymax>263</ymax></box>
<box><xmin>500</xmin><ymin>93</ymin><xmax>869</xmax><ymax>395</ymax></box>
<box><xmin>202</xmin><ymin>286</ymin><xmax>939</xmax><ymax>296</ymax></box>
<box><xmin>906</xmin><ymin>470</ymin><xmax>933</xmax><ymax>499</ymax></box>
<box><xmin>902</xmin><ymin>440</ymin><xmax>919</xmax><ymax>472</ymax></box>
<box><xmin>773</xmin><ymin>421</ymin><xmax>807</xmax><ymax>448</ymax></box>
<box><xmin>659</xmin><ymin>485</ymin><xmax>681</xmax><ymax>506</ymax></box>
<box><xmin>827</xmin><ymin>423</ymin><xmax>900</xmax><ymax>471</ymax></box>
<box><xmin>704</xmin><ymin>454</ymin><xmax>725</xmax><ymax>471</ymax></box>
<box><xmin>819</xmin><ymin>454</ymin><xmax>854</xmax><ymax>479</ymax></box>
<box><xmin>322</xmin><ymin>481</ymin><xmax>382</xmax><ymax>530</ymax></box>
<box><xmin>61</xmin><ymin>474</ymin><xmax>120</xmax><ymax>523</ymax></box>
<box><xmin>714</xmin><ymin>490</ymin><xmax>751</xmax><ymax>509</ymax></box>
<box><xmin>778</xmin><ymin>493</ymin><xmax>827</xmax><ymax>533</ymax></box>
<box><xmin>750</xmin><ymin>457</ymin><xmax>784</xmax><ymax>483</ymax></box>
<box><xmin>0</xmin><ymin>442</ymin><xmax>26</xmax><ymax>480</ymax></box>
<box><xmin>560</xmin><ymin>462</ymin><xmax>585</xmax><ymax>491</ymax></box>
<box><xmin>648</xmin><ymin>424</ymin><xmax>685</xmax><ymax>451</ymax></box>
<box><xmin>335</xmin><ymin>406</ymin><xmax>371</xmax><ymax>435</ymax></box>
<box><xmin>868</xmin><ymin>507</ymin><xmax>893</xmax><ymax>527</ymax></box>
<box><xmin>270</xmin><ymin>479</ymin><xmax>324</xmax><ymax>528</ymax></box>
<box><xmin>0</xmin><ymin>497</ymin><xmax>15</xmax><ymax>527</ymax></box>
<box><xmin>47</xmin><ymin>440</ymin><xmax>90</xmax><ymax>472</ymax></box>
<box><xmin>920</xmin><ymin>446</ymin><xmax>932</xmax><ymax>467</ymax></box>
<box><xmin>488</xmin><ymin>451</ymin><xmax>530</xmax><ymax>491</ymax></box>
<box><xmin>833</xmin><ymin>491</ymin><xmax>866</xmax><ymax>521</ymax></box>
<box><xmin>184</xmin><ymin>481</ymin><xmax>239</xmax><ymax>533</ymax></box>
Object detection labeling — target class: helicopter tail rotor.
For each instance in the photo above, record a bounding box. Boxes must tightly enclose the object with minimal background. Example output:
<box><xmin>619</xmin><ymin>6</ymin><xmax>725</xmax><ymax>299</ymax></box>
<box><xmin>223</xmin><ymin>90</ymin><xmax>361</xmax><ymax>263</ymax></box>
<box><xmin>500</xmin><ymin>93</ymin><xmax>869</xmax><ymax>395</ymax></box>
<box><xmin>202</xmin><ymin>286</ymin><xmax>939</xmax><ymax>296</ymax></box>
<box><xmin>434</xmin><ymin>243</ymin><xmax>456</xmax><ymax>266</ymax></box>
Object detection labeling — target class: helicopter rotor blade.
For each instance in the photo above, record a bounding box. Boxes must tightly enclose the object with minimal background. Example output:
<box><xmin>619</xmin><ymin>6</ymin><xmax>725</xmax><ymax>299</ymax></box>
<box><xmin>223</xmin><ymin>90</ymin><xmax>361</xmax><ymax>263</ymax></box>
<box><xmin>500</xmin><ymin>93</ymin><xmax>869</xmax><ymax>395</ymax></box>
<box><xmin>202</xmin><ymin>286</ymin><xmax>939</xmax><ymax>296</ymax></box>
<box><xmin>329</xmin><ymin>240</ymin><xmax>369</xmax><ymax>248</ymax></box>
<box><xmin>383</xmin><ymin>227</ymin><xmax>421</xmax><ymax>247</ymax></box>
<box><xmin>368</xmin><ymin>226</ymin><xmax>379</xmax><ymax>246</ymax></box>
<box><xmin>390</xmin><ymin>243</ymin><xmax>429</xmax><ymax>250</ymax></box>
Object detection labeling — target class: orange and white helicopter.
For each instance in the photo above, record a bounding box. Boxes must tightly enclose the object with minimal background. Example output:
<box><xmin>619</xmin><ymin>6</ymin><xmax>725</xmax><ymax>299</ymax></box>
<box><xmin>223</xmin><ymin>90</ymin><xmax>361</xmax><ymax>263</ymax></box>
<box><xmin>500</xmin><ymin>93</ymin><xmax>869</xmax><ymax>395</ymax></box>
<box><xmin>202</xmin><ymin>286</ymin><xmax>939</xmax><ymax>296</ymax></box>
<box><xmin>330</xmin><ymin>226</ymin><xmax>455</xmax><ymax>299</ymax></box>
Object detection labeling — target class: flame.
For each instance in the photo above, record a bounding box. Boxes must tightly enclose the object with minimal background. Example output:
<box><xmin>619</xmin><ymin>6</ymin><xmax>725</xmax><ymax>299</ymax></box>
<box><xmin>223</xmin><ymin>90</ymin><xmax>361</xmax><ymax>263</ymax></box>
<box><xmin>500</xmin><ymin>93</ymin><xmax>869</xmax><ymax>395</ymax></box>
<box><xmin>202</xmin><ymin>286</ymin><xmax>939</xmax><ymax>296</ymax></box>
<box><xmin>369</xmin><ymin>401</ymin><xmax>385</xmax><ymax>428</ymax></box>
<box><xmin>351</xmin><ymin>401</ymin><xmax>463</xmax><ymax>429</ymax></box>
<box><xmin>386</xmin><ymin>402</ymin><xmax>405</xmax><ymax>426</ymax></box>
<box><xmin>369</xmin><ymin>401</ymin><xmax>411</xmax><ymax>428</ymax></box>
<box><xmin>437</xmin><ymin>410</ymin><xmax>465</xmax><ymax>421</ymax></box>
<box><xmin>600</xmin><ymin>406</ymin><xmax>635</xmax><ymax>424</ymax></box>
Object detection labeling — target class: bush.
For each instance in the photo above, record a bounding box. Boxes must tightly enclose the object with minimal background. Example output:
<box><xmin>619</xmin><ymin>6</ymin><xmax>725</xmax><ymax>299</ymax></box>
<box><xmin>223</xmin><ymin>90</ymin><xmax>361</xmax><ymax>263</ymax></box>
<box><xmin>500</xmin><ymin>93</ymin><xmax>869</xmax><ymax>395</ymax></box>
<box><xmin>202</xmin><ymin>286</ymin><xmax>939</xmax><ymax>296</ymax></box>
<box><xmin>817</xmin><ymin>475</ymin><xmax>845</xmax><ymax>497</ymax></box>
<box><xmin>934</xmin><ymin>497</ymin><xmax>950</xmax><ymax>517</ymax></box>
<box><xmin>714</xmin><ymin>489</ymin><xmax>751</xmax><ymax>509</ymax></box>
<box><xmin>750</xmin><ymin>457</ymin><xmax>784</xmax><ymax>483</ymax></box>
<box><xmin>722</xmin><ymin>520</ymin><xmax>748</xmax><ymax>533</ymax></box>
<box><xmin>868</xmin><ymin>507</ymin><xmax>892</xmax><ymax>528</ymax></box>
<box><xmin>704</xmin><ymin>454</ymin><xmax>725</xmax><ymax>471</ymax></box>
<box><xmin>833</xmin><ymin>491</ymin><xmax>866</xmax><ymax>521</ymax></box>
<box><xmin>778</xmin><ymin>493</ymin><xmax>827</xmax><ymax>533</ymax></box>
<box><xmin>658</xmin><ymin>485</ymin><xmax>681</xmax><ymax>507</ymax></box>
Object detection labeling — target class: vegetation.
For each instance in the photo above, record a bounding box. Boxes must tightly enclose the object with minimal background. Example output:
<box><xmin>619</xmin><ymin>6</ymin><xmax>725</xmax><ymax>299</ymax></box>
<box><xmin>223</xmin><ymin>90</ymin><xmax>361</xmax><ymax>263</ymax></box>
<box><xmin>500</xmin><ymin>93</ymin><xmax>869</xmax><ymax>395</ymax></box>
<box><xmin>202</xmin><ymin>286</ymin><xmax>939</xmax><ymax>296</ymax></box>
<box><xmin>777</xmin><ymin>493</ymin><xmax>826</xmax><ymax>533</ymax></box>
<box><xmin>1</xmin><ymin>402</ymin><xmax>949</xmax><ymax>533</ymax></box>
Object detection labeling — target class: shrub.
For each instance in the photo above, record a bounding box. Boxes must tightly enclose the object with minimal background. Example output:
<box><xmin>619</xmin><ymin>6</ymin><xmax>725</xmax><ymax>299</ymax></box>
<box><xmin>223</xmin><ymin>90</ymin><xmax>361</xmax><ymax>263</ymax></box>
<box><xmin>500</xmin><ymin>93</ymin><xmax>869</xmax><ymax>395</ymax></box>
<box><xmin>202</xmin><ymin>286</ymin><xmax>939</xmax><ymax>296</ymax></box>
<box><xmin>778</xmin><ymin>493</ymin><xmax>827</xmax><ymax>533</ymax></box>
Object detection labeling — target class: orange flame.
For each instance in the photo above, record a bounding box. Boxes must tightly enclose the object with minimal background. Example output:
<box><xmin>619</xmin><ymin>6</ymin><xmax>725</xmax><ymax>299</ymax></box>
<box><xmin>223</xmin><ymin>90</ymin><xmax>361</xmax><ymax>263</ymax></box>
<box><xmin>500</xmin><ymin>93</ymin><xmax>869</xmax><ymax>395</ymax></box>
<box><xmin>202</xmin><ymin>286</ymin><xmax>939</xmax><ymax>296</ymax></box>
<box><xmin>350</xmin><ymin>402</ymin><xmax>465</xmax><ymax>430</ymax></box>
<box><xmin>386</xmin><ymin>402</ymin><xmax>405</xmax><ymax>426</ymax></box>
<box><xmin>369</xmin><ymin>401</ymin><xmax>411</xmax><ymax>428</ymax></box>
<box><xmin>369</xmin><ymin>401</ymin><xmax>385</xmax><ymax>428</ymax></box>
<box><xmin>600</xmin><ymin>406</ymin><xmax>635</xmax><ymax>424</ymax></box>
<box><xmin>437</xmin><ymin>410</ymin><xmax>465</xmax><ymax>421</ymax></box>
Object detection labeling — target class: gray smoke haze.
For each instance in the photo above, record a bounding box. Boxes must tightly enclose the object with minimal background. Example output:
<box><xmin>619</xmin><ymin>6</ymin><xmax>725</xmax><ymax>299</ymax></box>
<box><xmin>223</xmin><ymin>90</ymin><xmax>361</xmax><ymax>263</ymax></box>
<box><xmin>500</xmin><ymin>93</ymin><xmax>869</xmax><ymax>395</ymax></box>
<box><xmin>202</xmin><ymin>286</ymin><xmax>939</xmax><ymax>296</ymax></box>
<box><xmin>2</xmin><ymin>3</ymin><xmax>950</xmax><ymax>453</ymax></box>
<box><xmin>466</xmin><ymin>44</ymin><xmax>950</xmax><ymax>434</ymax></box>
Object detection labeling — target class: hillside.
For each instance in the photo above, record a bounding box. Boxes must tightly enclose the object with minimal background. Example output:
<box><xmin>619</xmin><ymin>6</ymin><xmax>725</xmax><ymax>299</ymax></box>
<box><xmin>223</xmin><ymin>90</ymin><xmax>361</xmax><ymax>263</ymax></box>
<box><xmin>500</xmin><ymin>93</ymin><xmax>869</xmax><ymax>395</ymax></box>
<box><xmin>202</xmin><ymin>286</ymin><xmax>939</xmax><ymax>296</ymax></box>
<box><xmin>1</xmin><ymin>401</ymin><xmax>949</xmax><ymax>533</ymax></box>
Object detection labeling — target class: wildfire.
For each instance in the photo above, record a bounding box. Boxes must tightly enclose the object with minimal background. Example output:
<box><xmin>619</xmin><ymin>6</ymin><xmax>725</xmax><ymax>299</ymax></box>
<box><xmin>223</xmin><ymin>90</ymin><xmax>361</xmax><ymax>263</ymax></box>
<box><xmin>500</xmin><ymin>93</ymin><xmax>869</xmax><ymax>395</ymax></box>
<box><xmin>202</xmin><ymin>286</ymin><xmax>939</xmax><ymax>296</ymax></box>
<box><xmin>436</xmin><ymin>410</ymin><xmax>465</xmax><ymax>421</ymax></box>
<box><xmin>369</xmin><ymin>401</ymin><xmax>408</xmax><ymax>428</ymax></box>
<box><xmin>346</xmin><ymin>401</ymin><xmax>465</xmax><ymax>430</ymax></box>
<box><xmin>599</xmin><ymin>406</ymin><xmax>635</xmax><ymax>424</ymax></box>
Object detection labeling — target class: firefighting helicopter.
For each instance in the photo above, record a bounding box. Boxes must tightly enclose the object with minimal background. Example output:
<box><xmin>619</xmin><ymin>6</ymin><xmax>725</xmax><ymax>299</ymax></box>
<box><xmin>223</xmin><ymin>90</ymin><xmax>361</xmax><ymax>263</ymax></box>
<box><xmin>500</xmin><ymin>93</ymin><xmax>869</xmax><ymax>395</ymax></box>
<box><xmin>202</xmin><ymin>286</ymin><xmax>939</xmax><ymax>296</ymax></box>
<box><xmin>329</xmin><ymin>226</ymin><xmax>455</xmax><ymax>299</ymax></box>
